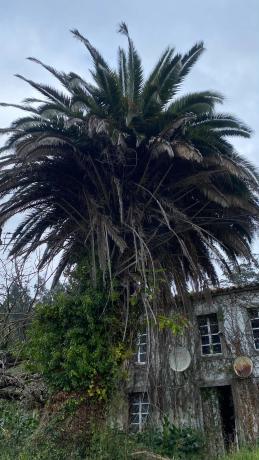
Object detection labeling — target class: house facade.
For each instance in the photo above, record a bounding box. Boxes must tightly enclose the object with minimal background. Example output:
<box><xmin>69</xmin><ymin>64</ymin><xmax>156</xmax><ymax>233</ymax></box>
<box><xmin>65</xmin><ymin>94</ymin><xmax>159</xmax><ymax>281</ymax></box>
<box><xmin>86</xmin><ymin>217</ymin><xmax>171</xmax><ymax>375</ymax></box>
<box><xmin>120</xmin><ymin>284</ymin><xmax>259</xmax><ymax>453</ymax></box>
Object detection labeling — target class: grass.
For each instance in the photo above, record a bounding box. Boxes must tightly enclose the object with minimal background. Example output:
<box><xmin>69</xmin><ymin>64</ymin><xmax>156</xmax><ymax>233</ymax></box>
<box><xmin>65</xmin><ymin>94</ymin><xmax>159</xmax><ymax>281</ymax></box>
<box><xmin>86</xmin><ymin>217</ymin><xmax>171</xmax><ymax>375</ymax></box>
<box><xmin>220</xmin><ymin>448</ymin><xmax>259</xmax><ymax>460</ymax></box>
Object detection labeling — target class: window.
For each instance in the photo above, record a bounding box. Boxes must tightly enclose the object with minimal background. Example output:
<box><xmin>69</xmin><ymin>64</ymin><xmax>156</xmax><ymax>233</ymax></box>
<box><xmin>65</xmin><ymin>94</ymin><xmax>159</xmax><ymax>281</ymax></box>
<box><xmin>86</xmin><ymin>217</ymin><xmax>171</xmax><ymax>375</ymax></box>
<box><xmin>198</xmin><ymin>314</ymin><xmax>222</xmax><ymax>355</ymax></box>
<box><xmin>129</xmin><ymin>393</ymin><xmax>149</xmax><ymax>431</ymax></box>
<box><xmin>135</xmin><ymin>331</ymin><xmax>147</xmax><ymax>364</ymax></box>
<box><xmin>249</xmin><ymin>308</ymin><xmax>259</xmax><ymax>350</ymax></box>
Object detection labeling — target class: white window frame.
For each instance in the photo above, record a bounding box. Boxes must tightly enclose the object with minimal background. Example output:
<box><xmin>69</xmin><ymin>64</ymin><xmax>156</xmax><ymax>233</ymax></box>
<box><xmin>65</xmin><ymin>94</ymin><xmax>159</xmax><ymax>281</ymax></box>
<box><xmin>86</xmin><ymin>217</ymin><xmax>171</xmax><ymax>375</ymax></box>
<box><xmin>198</xmin><ymin>314</ymin><xmax>222</xmax><ymax>356</ymax></box>
<box><xmin>249</xmin><ymin>308</ymin><xmax>259</xmax><ymax>350</ymax></box>
<box><xmin>129</xmin><ymin>393</ymin><xmax>149</xmax><ymax>431</ymax></box>
<box><xmin>135</xmin><ymin>331</ymin><xmax>147</xmax><ymax>364</ymax></box>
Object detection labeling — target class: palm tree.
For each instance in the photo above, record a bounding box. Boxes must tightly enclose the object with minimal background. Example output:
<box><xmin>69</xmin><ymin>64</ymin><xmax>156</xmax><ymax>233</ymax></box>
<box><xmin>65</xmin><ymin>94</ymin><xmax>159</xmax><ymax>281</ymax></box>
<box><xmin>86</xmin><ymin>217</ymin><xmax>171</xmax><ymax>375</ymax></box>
<box><xmin>0</xmin><ymin>23</ymin><xmax>258</xmax><ymax>308</ymax></box>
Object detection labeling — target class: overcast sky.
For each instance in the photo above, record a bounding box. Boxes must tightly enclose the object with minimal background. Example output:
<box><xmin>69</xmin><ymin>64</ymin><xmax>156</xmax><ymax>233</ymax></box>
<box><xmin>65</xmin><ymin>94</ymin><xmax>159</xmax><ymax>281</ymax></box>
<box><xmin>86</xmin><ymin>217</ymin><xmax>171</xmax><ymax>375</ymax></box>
<box><xmin>0</xmin><ymin>0</ymin><xmax>258</xmax><ymax>251</ymax></box>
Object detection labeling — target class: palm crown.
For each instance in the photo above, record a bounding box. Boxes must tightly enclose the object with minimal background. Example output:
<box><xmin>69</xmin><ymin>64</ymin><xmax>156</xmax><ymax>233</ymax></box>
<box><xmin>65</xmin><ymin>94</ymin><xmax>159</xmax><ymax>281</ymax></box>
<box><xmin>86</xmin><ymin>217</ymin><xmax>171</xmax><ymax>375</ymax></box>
<box><xmin>0</xmin><ymin>23</ymin><xmax>258</xmax><ymax>297</ymax></box>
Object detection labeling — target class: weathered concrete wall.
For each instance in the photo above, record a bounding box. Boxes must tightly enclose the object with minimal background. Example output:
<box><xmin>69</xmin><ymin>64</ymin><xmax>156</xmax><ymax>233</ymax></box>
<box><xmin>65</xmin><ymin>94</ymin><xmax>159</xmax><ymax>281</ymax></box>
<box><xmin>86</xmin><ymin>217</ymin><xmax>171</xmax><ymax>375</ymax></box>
<box><xmin>126</xmin><ymin>324</ymin><xmax>204</xmax><ymax>430</ymax></box>
<box><xmin>125</xmin><ymin>286</ymin><xmax>259</xmax><ymax>448</ymax></box>
<box><xmin>200</xmin><ymin>387</ymin><xmax>225</xmax><ymax>457</ymax></box>
<box><xmin>232</xmin><ymin>378</ymin><xmax>259</xmax><ymax>444</ymax></box>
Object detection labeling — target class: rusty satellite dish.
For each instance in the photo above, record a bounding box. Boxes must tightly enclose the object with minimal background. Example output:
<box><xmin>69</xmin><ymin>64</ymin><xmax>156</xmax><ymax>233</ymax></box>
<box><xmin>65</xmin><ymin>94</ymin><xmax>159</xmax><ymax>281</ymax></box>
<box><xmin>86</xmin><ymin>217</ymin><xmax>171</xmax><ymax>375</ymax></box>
<box><xmin>233</xmin><ymin>356</ymin><xmax>253</xmax><ymax>378</ymax></box>
<box><xmin>169</xmin><ymin>346</ymin><xmax>191</xmax><ymax>372</ymax></box>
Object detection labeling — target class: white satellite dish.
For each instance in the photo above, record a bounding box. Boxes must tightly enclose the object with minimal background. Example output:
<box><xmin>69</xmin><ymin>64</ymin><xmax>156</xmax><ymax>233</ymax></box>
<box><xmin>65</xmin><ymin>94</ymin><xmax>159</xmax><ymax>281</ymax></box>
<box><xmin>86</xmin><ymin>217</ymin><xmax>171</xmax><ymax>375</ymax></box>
<box><xmin>169</xmin><ymin>346</ymin><xmax>191</xmax><ymax>372</ymax></box>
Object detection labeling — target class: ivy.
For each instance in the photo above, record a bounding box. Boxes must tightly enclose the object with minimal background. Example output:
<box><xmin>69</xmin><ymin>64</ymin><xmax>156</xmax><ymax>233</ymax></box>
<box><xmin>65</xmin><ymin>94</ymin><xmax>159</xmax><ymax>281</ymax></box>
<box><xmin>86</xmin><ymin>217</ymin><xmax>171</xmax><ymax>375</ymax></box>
<box><xmin>157</xmin><ymin>313</ymin><xmax>189</xmax><ymax>335</ymax></box>
<box><xmin>24</xmin><ymin>263</ymin><xmax>130</xmax><ymax>399</ymax></box>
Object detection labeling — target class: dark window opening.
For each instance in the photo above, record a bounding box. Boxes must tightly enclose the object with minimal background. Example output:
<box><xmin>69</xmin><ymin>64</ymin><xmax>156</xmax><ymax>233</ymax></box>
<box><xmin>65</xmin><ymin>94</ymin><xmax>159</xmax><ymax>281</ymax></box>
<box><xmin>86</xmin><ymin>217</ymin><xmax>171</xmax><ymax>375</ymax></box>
<box><xmin>198</xmin><ymin>314</ymin><xmax>222</xmax><ymax>356</ymax></box>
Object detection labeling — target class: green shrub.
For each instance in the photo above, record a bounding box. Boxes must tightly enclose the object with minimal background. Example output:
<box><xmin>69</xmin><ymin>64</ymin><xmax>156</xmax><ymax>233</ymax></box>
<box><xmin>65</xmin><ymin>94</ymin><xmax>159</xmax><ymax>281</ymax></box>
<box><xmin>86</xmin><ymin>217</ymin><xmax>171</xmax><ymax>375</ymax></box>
<box><xmin>86</xmin><ymin>426</ymin><xmax>138</xmax><ymax>459</ymax></box>
<box><xmin>85</xmin><ymin>421</ymin><xmax>205</xmax><ymax>460</ymax></box>
<box><xmin>0</xmin><ymin>400</ymin><xmax>39</xmax><ymax>459</ymax></box>
<box><xmin>25</xmin><ymin>266</ymin><xmax>129</xmax><ymax>399</ymax></box>
<box><xmin>137</xmin><ymin>417</ymin><xmax>205</xmax><ymax>459</ymax></box>
<box><xmin>0</xmin><ymin>396</ymin><xmax>100</xmax><ymax>459</ymax></box>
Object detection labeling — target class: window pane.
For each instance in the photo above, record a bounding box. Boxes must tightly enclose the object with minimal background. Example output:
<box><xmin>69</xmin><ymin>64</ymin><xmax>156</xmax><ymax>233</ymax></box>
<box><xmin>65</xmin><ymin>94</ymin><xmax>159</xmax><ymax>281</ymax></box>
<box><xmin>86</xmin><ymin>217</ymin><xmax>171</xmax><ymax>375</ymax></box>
<box><xmin>212</xmin><ymin>344</ymin><xmax>222</xmax><ymax>354</ymax></box>
<box><xmin>249</xmin><ymin>310</ymin><xmax>259</xmax><ymax>349</ymax></box>
<box><xmin>139</xmin><ymin>334</ymin><xmax>147</xmax><ymax>344</ymax></box>
<box><xmin>251</xmin><ymin>319</ymin><xmax>259</xmax><ymax>329</ymax></box>
<box><xmin>199</xmin><ymin>325</ymin><xmax>209</xmax><ymax>335</ymax></box>
<box><xmin>141</xmin><ymin>395</ymin><xmax>148</xmax><ymax>404</ymax></box>
<box><xmin>131</xmin><ymin>400</ymin><xmax>140</xmax><ymax>406</ymax></box>
<box><xmin>253</xmin><ymin>329</ymin><xmax>259</xmax><ymax>339</ymax></box>
<box><xmin>249</xmin><ymin>309</ymin><xmax>259</xmax><ymax>319</ymax></box>
<box><xmin>141</xmin><ymin>403</ymin><xmax>149</xmax><ymax>412</ymax></box>
<box><xmin>130</xmin><ymin>414</ymin><xmax>139</xmax><ymax>424</ymax></box>
<box><xmin>210</xmin><ymin>324</ymin><xmax>219</xmax><ymax>334</ymax></box>
<box><xmin>139</xmin><ymin>344</ymin><xmax>147</xmax><ymax>354</ymax></box>
<box><xmin>135</xmin><ymin>331</ymin><xmax>147</xmax><ymax>363</ymax></box>
<box><xmin>202</xmin><ymin>345</ymin><xmax>211</xmax><ymax>355</ymax></box>
<box><xmin>202</xmin><ymin>335</ymin><xmax>209</xmax><ymax>345</ymax></box>
<box><xmin>212</xmin><ymin>335</ymin><xmax>221</xmax><ymax>344</ymax></box>
<box><xmin>131</xmin><ymin>396</ymin><xmax>140</xmax><ymax>405</ymax></box>
<box><xmin>210</xmin><ymin>314</ymin><xmax>217</xmax><ymax>322</ymax></box>
<box><xmin>198</xmin><ymin>316</ymin><xmax>207</xmax><ymax>326</ymax></box>
<box><xmin>141</xmin><ymin>413</ymin><xmax>149</xmax><ymax>423</ymax></box>
<box><xmin>131</xmin><ymin>406</ymin><xmax>140</xmax><ymax>413</ymax></box>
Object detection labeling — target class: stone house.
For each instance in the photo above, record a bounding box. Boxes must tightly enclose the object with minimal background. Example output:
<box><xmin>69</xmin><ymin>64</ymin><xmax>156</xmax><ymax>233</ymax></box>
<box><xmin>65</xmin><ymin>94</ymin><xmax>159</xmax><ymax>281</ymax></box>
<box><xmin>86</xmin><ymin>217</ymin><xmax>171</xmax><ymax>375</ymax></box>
<box><xmin>121</xmin><ymin>283</ymin><xmax>259</xmax><ymax>453</ymax></box>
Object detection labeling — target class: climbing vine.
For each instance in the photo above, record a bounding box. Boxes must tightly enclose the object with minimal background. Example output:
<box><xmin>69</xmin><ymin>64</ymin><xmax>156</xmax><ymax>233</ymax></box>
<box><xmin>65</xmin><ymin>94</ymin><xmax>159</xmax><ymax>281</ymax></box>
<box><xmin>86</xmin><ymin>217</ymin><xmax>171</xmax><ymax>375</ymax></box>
<box><xmin>25</xmin><ymin>262</ymin><xmax>131</xmax><ymax>400</ymax></box>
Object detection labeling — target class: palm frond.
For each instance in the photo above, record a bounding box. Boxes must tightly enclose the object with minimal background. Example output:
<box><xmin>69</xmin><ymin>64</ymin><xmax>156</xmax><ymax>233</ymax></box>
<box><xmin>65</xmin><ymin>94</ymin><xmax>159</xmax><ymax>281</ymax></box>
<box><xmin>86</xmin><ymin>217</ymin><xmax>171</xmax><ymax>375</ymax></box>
<box><xmin>27</xmin><ymin>57</ymin><xmax>69</xmax><ymax>87</ymax></box>
<box><xmin>15</xmin><ymin>74</ymin><xmax>71</xmax><ymax>107</ymax></box>
<box><xmin>71</xmin><ymin>29</ymin><xmax>110</xmax><ymax>71</ymax></box>
<box><xmin>118</xmin><ymin>48</ymin><xmax>128</xmax><ymax>97</ymax></box>
<box><xmin>180</xmin><ymin>41</ymin><xmax>205</xmax><ymax>79</ymax></box>
<box><xmin>168</xmin><ymin>91</ymin><xmax>224</xmax><ymax>115</ymax></box>
<box><xmin>118</xmin><ymin>22</ymin><xmax>143</xmax><ymax>104</ymax></box>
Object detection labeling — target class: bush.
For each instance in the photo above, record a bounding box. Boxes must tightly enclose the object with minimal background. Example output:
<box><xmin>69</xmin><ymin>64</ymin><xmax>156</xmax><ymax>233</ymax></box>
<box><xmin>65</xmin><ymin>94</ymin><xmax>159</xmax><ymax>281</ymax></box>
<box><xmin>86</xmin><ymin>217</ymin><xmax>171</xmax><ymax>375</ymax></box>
<box><xmin>0</xmin><ymin>395</ymin><xmax>102</xmax><ymax>459</ymax></box>
<box><xmin>137</xmin><ymin>417</ymin><xmax>205</xmax><ymax>459</ymax></box>
<box><xmin>0</xmin><ymin>400</ymin><xmax>39</xmax><ymax>459</ymax></box>
<box><xmin>86</xmin><ymin>426</ymin><xmax>138</xmax><ymax>459</ymax></box>
<box><xmin>25</xmin><ymin>265</ymin><xmax>129</xmax><ymax>399</ymax></box>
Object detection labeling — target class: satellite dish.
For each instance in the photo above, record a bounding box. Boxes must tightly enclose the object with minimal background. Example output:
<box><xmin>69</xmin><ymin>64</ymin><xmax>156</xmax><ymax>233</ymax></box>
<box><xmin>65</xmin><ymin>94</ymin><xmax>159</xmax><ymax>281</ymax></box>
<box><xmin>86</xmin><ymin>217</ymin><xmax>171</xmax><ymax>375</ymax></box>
<box><xmin>169</xmin><ymin>347</ymin><xmax>191</xmax><ymax>372</ymax></box>
<box><xmin>233</xmin><ymin>356</ymin><xmax>253</xmax><ymax>378</ymax></box>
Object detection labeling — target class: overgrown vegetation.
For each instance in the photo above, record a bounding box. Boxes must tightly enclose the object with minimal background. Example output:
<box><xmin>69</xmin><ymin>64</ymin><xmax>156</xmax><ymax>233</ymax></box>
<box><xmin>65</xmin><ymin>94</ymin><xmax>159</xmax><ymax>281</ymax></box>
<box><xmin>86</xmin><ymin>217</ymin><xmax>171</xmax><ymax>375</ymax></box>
<box><xmin>135</xmin><ymin>417</ymin><xmax>204</xmax><ymax>459</ymax></box>
<box><xmin>221</xmin><ymin>447</ymin><xmax>259</xmax><ymax>460</ymax></box>
<box><xmin>0</xmin><ymin>259</ymin><xmax>201</xmax><ymax>459</ymax></box>
<box><xmin>0</xmin><ymin>400</ymin><xmax>39</xmax><ymax>459</ymax></box>
<box><xmin>0</xmin><ymin>399</ymin><xmax>258</xmax><ymax>460</ymax></box>
<box><xmin>24</xmin><ymin>263</ymin><xmax>130</xmax><ymax>399</ymax></box>
<box><xmin>0</xmin><ymin>397</ymin><xmax>205</xmax><ymax>459</ymax></box>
